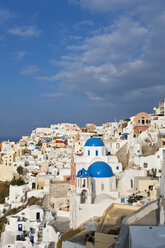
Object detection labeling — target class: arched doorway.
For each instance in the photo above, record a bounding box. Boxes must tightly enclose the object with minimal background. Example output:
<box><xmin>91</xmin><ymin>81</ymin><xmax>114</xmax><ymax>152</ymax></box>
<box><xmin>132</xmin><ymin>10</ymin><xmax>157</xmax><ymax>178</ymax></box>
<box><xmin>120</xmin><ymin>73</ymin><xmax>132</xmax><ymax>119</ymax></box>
<box><xmin>80</xmin><ymin>190</ymin><xmax>87</xmax><ymax>204</ymax></box>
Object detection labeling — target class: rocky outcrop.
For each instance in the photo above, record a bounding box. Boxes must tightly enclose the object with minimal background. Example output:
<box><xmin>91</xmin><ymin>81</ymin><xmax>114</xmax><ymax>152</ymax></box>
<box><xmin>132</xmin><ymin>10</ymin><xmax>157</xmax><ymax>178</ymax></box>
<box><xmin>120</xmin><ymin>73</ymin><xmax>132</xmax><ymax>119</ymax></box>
<box><xmin>116</xmin><ymin>143</ymin><xmax>130</xmax><ymax>170</ymax></box>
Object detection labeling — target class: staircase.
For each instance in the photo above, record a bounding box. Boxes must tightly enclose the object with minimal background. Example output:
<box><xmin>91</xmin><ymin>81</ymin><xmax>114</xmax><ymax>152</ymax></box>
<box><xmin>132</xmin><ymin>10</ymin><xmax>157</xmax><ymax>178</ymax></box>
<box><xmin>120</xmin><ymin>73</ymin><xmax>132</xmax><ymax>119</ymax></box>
<box><xmin>37</xmin><ymin>194</ymin><xmax>50</xmax><ymax>244</ymax></box>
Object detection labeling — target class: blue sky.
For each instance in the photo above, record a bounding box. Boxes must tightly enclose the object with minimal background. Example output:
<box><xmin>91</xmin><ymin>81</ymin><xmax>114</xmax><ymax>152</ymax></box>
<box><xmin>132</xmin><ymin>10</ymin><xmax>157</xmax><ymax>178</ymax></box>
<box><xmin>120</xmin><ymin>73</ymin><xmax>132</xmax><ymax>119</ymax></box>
<box><xmin>0</xmin><ymin>0</ymin><xmax>165</xmax><ymax>137</ymax></box>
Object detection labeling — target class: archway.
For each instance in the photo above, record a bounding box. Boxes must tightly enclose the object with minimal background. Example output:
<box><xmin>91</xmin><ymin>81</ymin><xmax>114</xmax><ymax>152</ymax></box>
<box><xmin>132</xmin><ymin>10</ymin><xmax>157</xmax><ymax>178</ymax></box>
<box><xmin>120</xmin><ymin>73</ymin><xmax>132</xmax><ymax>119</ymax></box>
<box><xmin>80</xmin><ymin>190</ymin><xmax>87</xmax><ymax>204</ymax></box>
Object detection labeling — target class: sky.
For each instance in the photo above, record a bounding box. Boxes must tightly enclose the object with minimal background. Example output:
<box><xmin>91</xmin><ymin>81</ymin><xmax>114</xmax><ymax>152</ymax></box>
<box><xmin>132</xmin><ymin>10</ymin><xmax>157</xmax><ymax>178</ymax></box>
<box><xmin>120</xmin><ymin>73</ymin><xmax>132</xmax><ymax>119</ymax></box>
<box><xmin>0</xmin><ymin>0</ymin><xmax>165</xmax><ymax>137</ymax></box>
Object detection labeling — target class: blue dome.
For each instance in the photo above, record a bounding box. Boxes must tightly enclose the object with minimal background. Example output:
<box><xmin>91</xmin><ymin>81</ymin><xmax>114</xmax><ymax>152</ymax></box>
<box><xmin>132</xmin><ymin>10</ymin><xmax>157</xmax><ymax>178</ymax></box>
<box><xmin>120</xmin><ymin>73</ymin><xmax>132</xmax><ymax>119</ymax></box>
<box><xmin>35</xmin><ymin>146</ymin><xmax>39</xmax><ymax>149</ymax></box>
<box><xmin>85</xmin><ymin>137</ymin><xmax>104</xmax><ymax>147</ymax></box>
<box><xmin>77</xmin><ymin>168</ymin><xmax>89</xmax><ymax>178</ymax></box>
<box><xmin>88</xmin><ymin>161</ymin><xmax>114</xmax><ymax>178</ymax></box>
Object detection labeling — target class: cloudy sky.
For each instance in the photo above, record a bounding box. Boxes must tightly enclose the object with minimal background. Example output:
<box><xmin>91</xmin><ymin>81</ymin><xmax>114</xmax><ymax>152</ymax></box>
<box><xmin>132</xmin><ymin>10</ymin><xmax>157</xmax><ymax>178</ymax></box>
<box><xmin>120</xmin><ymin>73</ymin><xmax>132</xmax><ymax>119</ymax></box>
<box><xmin>0</xmin><ymin>0</ymin><xmax>165</xmax><ymax>137</ymax></box>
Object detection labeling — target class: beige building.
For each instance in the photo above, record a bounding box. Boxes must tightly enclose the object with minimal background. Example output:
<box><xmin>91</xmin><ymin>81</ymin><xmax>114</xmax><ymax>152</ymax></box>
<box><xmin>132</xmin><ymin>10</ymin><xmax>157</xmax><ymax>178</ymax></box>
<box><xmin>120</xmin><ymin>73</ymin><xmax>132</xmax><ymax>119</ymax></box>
<box><xmin>0</xmin><ymin>150</ymin><xmax>16</xmax><ymax>181</ymax></box>
<box><xmin>86</xmin><ymin>123</ymin><xmax>96</xmax><ymax>133</ymax></box>
<box><xmin>134</xmin><ymin>177</ymin><xmax>159</xmax><ymax>200</ymax></box>
<box><xmin>0</xmin><ymin>148</ymin><xmax>23</xmax><ymax>182</ymax></box>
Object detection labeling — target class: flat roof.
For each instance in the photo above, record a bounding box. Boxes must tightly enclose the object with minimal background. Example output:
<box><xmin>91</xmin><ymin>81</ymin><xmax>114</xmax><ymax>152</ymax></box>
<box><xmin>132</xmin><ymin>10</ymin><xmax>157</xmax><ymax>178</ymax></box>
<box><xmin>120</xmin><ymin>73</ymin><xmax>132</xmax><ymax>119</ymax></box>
<box><xmin>129</xmin><ymin>225</ymin><xmax>165</xmax><ymax>248</ymax></box>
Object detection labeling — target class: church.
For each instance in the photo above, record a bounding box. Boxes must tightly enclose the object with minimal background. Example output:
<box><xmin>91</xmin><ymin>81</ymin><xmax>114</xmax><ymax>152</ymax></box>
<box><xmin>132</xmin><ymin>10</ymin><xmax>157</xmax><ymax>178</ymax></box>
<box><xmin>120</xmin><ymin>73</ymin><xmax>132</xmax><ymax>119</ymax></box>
<box><xmin>69</xmin><ymin>137</ymin><xmax>123</xmax><ymax>228</ymax></box>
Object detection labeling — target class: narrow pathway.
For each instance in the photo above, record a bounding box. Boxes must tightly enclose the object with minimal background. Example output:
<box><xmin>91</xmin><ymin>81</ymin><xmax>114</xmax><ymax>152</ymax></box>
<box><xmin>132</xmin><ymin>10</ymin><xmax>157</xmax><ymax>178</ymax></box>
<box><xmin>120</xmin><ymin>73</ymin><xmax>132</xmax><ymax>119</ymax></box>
<box><xmin>37</xmin><ymin>194</ymin><xmax>50</xmax><ymax>244</ymax></box>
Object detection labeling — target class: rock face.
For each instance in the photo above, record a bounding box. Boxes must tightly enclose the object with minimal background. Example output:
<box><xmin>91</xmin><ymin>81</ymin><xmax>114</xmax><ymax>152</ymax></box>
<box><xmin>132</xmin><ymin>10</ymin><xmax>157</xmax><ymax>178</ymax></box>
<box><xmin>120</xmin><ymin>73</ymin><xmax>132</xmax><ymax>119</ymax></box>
<box><xmin>116</xmin><ymin>143</ymin><xmax>130</xmax><ymax>170</ymax></box>
<box><xmin>49</xmin><ymin>181</ymin><xmax>70</xmax><ymax>211</ymax></box>
<box><xmin>142</xmin><ymin>141</ymin><xmax>161</xmax><ymax>157</ymax></box>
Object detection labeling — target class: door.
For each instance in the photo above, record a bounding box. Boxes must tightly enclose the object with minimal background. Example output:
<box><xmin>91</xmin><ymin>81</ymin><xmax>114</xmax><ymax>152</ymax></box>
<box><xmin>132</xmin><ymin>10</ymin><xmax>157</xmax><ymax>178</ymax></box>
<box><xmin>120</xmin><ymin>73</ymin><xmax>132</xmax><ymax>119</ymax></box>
<box><xmin>36</xmin><ymin>212</ymin><xmax>40</xmax><ymax>221</ymax></box>
<box><xmin>18</xmin><ymin>224</ymin><xmax>22</xmax><ymax>231</ymax></box>
<box><xmin>30</xmin><ymin>235</ymin><xmax>34</xmax><ymax>244</ymax></box>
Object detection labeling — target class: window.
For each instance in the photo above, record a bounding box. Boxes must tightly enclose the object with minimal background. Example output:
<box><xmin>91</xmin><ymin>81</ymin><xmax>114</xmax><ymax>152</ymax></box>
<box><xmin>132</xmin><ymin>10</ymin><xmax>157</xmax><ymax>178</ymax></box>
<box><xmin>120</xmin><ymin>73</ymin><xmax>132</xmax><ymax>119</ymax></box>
<box><xmin>101</xmin><ymin>183</ymin><xmax>104</xmax><ymax>191</ymax></box>
<box><xmin>88</xmin><ymin>150</ymin><xmax>90</xmax><ymax>156</ymax></box>
<box><xmin>83</xmin><ymin>179</ymin><xmax>86</xmax><ymax>187</ymax></box>
<box><xmin>144</xmin><ymin>163</ymin><xmax>148</xmax><ymax>168</ymax></box>
<box><xmin>18</xmin><ymin>224</ymin><xmax>22</xmax><ymax>231</ymax></box>
<box><xmin>157</xmin><ymin>155</ymin><xmax>160</xmax><ymax>159</ymax></box>
<box><xmin>91</xmin><ymin>182</ymin><xmax>94</xmax><ymax>191</ymax></box>
<box><xmin>138</xmin><ymin>120</ymin><xmax>140</xmax><ymax>124</ymax></box>
<box><xmin>131</xmin><ymin>179</ymin><xmax>133</xmax><ymax>188</ymax></box>
<box><xmin>116</xmin><ymin>166</ymin><xmax>119</xmax><ymax>170</ymax></box>
<box><xmin>96</xmin><ymin>150</ymin><xmax>98</xmax><ymax>156</ymax></box>
<box><xmin>142</xmin><ymin>119</ymin><xmax>145</xmax><ymax>124</ymax></box>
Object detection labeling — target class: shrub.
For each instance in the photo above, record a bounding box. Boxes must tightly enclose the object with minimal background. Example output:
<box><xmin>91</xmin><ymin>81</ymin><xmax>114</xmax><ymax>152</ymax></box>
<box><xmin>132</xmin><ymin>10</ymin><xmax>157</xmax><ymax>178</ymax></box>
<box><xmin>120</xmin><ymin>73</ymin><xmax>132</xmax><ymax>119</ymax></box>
<box><xmin>17</xmin><ymin>166</ymin><xmax>23</xmax><ymax>177</ymax></box>
<box><xmin>0</xmin><ymin>182</ymin><xmax>10</xmax><ymax>204</ymax></box>
<box><xmin>10</xmin><ymin>178</ymin><xmax>26</xmax><ymax>186</ymax></box>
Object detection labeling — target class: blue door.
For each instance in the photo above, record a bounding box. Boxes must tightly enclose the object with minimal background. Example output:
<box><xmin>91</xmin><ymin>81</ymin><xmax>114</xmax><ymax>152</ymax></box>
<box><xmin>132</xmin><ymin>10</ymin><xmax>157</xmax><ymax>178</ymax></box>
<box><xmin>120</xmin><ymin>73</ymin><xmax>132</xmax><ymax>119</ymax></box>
<box><xmin>18</xmin><ymin>224</ymin><xmax>22</xmax><ymax>231</ymax></box>
<box><xmin>30</xmin><ymin>235</ymin><xmax>34</xmax><ymax>244</ymax></box>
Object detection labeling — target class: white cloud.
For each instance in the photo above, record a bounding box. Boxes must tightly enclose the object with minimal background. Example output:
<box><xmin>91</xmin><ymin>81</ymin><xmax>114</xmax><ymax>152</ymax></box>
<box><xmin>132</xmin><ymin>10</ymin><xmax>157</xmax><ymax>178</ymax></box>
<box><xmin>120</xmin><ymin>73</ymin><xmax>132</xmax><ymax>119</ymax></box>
<box><xmin>74</xmin><ymin>20</ymin><xmax>94</xmax><ymax>29</ymax></box>
<box><xmin>69</xmin><ymin>0</ymin><xmax>141</xmax><ymax>12</ymax></box>
<box><xmin>21</xmin><ymin>65</ymin><xmax>39</xmax><ymax>75</ymax></box>
<box><xmin>42</xmin><ymin>93</ymin><xmax>64</xmax><ymax>99</ymax></box>
<box><xmin>8</xmin><ymin>26</ymin><xmax>41</xmax><ymax>38</ymax></box>
<box><xmin>37</xmin><ymin>1</ymin><xmax>165</xmax><ymax>108</ymax></box>
<box><xmin>86</xmin><ymin>92</ymin><xmax>103</xmax><ymax>101</ymax></box>
<box><xmin>122</xmin><ymin>84</ymin><xmax>165</xmax><ymax>102</ymax></box>
<box><xmin>14</xmin><ymin>51</ymin><xmax>26</xmax><ymax>61</ymax></box>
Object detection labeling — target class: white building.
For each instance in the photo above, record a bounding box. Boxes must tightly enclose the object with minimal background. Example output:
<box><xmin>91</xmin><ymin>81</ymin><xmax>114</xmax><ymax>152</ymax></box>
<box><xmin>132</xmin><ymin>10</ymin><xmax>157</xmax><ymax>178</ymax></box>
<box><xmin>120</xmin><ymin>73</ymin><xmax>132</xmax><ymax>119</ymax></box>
<box><xmin>139</xmin><ymin>147</ymin><xmax>165</xmax><ymax>176</ymax></box>
<box><xmin>1</xmin><ymin>205</ymin><xmax>44</xmax><ymax>247</ymax></box>
<box><xmin>6</xmin><ymin>185</ymin><xmax>28</xmax><ymax>209</ymax></box>
<box><xmin>74</xmin><ymin>137</ymin><xmax>122</xmax><ymax>175</ymax></box>
<box><xmin>69</xmin><ymin>137</ymin><xmax>122</xmax><ymax>228</ymax></box>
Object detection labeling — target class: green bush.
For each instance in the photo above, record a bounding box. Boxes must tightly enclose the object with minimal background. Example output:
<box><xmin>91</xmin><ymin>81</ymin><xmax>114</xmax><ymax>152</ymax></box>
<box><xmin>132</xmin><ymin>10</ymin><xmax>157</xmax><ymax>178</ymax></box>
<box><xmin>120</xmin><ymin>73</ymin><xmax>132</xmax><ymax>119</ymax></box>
<box><xmin>0</xmin><ymin>182</ymin><xmax>10</xmax><ymax>204</ymax></box>
<box><xmin>17</xmin><ymin>166</ymin><xmax>23</xmax><ymax>176</ymax></box>
<box><xmin>27</xmin><ymin>196</ymin><xmax>41</xmax><ymax>206</ymax></box>
<box><xmin>10</xmin><ymin>178</ymin><xmax>26</xmax><ymax>186</ymax></box>
<box><xmin>36</xmin><ymin>140</ymin><xmax>42</xmax><ymax>147</ymax></box>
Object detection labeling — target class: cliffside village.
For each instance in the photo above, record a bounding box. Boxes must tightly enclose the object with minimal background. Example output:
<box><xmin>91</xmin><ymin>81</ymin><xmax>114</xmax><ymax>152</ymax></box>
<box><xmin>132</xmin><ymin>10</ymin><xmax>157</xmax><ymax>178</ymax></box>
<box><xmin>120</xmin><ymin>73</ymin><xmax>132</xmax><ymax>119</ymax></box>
<box><xmin>0</xmin><ymin>98</ymin><xmax>165</xmax><ymax>248</ymax></box>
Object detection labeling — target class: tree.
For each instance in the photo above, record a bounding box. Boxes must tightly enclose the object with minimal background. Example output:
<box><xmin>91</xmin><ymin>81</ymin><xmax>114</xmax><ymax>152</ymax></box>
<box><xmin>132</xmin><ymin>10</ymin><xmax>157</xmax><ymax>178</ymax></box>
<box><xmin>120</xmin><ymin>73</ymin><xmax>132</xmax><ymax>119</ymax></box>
<box><xmin>151</xmin><ymin>168</ymin><xmax>157</xmax><ymax>178</ymax></box>
<box><xmin>36</xmin><ymin>140</ymin><xmax>42</xmax><ymax>147</ymax></box>
<box><xmin>17</xmin><ymin>166</ymin><xmax>23</xmax><ymax>178</ymax></box>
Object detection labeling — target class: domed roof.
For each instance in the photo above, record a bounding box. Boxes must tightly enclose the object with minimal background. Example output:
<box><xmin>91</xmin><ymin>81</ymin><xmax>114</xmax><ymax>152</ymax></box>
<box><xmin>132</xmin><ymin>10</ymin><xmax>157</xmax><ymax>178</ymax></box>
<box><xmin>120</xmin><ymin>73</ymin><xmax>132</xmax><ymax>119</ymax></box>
<box><xmin>88</xmin><ymin>161</ymin><xmax>114</xmax><ymax>178</ymax></box>
<box><xmin>85</xmin><ymin>137</ymin><xmax>104</xmax><ymax>147</ymax></box>
<box><xmin>77</xmin><ymin>168</ymin><xmax>89</xmax><ymax>178</ymax></box>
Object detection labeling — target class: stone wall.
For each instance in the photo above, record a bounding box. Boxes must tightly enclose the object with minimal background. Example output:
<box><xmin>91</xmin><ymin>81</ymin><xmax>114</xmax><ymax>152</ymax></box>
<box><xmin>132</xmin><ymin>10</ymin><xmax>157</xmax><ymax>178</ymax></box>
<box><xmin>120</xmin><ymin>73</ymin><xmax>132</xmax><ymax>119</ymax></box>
<box><xmin>115</xmin><ymin>200</ymin><xmax>158</xmax><ymax>248</ymax></box>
